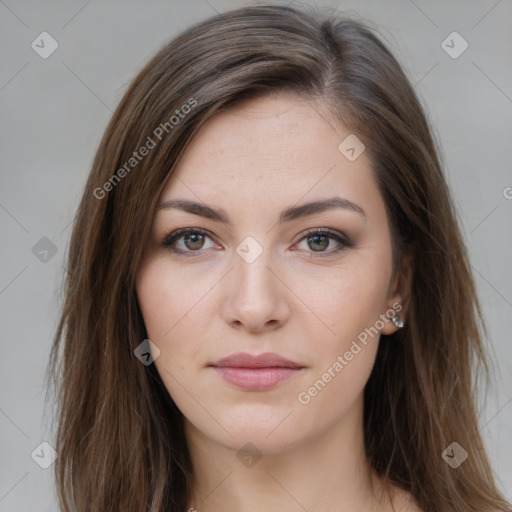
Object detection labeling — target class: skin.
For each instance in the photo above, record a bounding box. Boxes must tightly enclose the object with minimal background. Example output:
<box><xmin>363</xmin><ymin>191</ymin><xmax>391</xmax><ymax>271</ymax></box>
<box><xmin>135</xmin><ymin>95</ymin><xmax>420</xmax><ymax>512</ymax></box>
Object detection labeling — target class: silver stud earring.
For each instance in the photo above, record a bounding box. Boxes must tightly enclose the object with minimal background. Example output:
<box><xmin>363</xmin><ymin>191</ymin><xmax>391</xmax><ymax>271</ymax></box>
<box><xmin>391</xmin><ymin>314</ymin><xmax>404</xmax><ymax>328</ymax></box>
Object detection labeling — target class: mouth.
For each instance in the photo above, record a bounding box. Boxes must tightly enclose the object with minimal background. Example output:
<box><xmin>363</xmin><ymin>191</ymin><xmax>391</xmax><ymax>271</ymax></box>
<box><xmin>208</xmin><ymin>352</ymin><xmax>305</xmax><ymax>390</ymax></box>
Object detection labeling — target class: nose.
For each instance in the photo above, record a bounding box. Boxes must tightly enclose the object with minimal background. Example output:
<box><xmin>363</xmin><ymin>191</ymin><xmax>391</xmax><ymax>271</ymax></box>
<box><xmin>222</xmin><ymin>245</ymin><xmax>290</xmax><ymax>333</ymax></box>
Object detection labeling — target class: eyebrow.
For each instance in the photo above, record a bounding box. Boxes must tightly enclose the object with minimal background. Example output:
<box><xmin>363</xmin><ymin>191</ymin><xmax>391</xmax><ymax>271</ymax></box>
<box><xmin>155</xmin><ymin>196</ymin><xmax>367</xmax><ymax>225</ymax></box>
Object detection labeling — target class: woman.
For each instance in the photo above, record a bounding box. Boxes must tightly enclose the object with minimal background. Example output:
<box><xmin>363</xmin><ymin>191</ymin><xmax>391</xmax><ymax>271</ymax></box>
<box><xmin>46</xmin><ymin>4</ymin><xmax>511</xmax><ymax>512</ymax></box>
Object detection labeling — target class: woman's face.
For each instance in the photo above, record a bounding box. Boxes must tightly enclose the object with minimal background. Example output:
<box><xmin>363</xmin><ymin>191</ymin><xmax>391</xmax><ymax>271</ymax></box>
<box><xmin>136</xmin><ymin>95</ymin><xmax>407</xmax><ymax>454</ymax></box>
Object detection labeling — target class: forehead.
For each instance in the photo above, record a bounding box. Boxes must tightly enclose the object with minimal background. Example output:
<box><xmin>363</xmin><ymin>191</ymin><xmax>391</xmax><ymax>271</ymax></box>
<box><xmin>159</xmin><ymin>95</ymin><xmax>382</xmax><ymax>219</ymax></box>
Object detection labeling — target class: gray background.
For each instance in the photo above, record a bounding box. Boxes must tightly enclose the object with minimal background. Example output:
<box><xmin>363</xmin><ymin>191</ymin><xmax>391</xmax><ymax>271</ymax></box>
<box><xmin>1</xmin><ymin>0</ymin><xmax>511</xmax><ymax>510</ymax></box>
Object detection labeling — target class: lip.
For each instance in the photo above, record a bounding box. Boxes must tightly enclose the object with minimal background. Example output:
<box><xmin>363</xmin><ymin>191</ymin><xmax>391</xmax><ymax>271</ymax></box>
<box><xmin>208</xmin><ymin>352</ymin><xmax>305</xmax><ymax>390</ymax></box>
<box><xmin>210</xmin><ymin>352</ymin><xmax>303</xmax><ymax>369</ymax></box>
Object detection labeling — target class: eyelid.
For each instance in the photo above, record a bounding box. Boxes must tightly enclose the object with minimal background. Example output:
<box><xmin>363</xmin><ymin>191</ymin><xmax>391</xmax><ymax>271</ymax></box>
<box><xmin>296</xmin><ymin>227</ymin><xmax>351</xmax><ymax>245</ymax></box>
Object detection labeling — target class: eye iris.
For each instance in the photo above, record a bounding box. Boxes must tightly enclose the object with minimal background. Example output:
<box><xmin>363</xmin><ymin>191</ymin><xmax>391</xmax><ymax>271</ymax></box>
<box><xmin>184</xmin><ymin>233</ymin><xmax>205</xmax><ymax>250</ymax></box>
<box><xmin>308</xmin><ymin>235</ymin><xmax>329</xmax><ymax>251</ymax></box>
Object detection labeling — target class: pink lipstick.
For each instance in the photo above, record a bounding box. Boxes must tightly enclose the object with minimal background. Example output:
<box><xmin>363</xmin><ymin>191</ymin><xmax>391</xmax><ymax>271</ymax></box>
<box><xmin>208</xmin><ymin>352</ymin><xmax>305</xmax><ymax>390</ymax></box>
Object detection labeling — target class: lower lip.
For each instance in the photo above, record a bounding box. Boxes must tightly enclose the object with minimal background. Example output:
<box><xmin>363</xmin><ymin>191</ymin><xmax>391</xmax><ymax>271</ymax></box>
<box><xmin>211</xmin><ymin>366</ymin><xmax>303</xmax><ymax>390</ymax></box>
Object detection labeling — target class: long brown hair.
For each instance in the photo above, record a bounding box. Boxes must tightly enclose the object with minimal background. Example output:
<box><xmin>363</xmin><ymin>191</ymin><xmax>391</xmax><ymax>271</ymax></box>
<box><xmin>46</xmin><ymin>4</ymin><xmax>511</xmax><ymax>511</ymax></box>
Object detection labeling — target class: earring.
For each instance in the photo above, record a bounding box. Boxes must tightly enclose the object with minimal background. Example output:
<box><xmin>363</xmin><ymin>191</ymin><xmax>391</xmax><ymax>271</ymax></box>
<box><xmin>391</xmin><ymin>314</ymin><xmax>404</xmax><ymax>328</ymax></box>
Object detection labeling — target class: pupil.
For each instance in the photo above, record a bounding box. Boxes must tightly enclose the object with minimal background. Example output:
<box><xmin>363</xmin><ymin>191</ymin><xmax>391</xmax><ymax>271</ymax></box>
<box><xmin>309</xmin><ymin>235</ymin><xmax>328</xmax><ymax>251</ymax></box>
<box><xmin>186</xmin><ymin>234</ymin><xmax>204</xmax><ymax>250</ymax></box>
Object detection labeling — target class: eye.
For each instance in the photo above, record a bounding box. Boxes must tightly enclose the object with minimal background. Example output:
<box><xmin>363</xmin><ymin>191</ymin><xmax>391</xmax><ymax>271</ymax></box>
<box><xmin>293</xmin><ymin>228</ymin><xmax>352</xmax><ymax>257</ymax></box>
<box><xmin>162</xmin><ymin>228</ymin><xmax>219</xmax><ymax>256</ymax></box>
<box><xmin>162</xmin><ymin>227</ymin><xmax>352</xmax><ymax>258</ymax></box>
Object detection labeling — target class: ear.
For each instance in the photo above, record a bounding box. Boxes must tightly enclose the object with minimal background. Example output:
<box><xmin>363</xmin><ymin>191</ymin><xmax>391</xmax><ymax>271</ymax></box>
<box><xmin>381</xmin><ymin>251</ymin><xmax>413</xmax><ymax>335</ymax></box>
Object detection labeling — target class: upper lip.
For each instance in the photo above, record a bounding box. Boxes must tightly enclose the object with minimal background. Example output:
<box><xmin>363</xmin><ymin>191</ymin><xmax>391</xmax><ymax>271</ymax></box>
<box><xmin>209</xmin><ymin>352</ymin><xmax>304</xmax><ymax>369</ymax></box>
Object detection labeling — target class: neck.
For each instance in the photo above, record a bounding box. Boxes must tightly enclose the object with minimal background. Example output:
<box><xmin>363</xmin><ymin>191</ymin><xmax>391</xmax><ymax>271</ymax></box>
<box><xmin>183</xmin><ymin>396</ymin><xmax>392</xmax><ymax>512</ymax></box>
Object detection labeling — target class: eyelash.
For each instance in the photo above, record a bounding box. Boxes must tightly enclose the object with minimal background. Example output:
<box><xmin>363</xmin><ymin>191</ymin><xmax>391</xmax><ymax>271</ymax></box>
<box><xmin>162</xmin><ymin>227</ymin><xmax>353</xmax><ymax>258</ymax></box>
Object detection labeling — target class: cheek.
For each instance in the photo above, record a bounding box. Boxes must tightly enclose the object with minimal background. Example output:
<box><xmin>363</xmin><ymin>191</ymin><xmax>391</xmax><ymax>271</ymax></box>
<box><xmin>293</xmin><ymin>269</ymin><xmax>387</xmax><ymax>422</ymax></box>
<box><xmin>136</xmin><ymin>259</ymin><xmax>166</xmax><ymax>336</ymax></box>
<box><xmin>294</xmin><ymin>256</ymin><xmax>390</xmax><ymax>399</ymax></box>
<box><xmin>300</xmin><ymin>258</ymin><xmax>390</xmax><ymax>352</ymax></box>
<box><xmin>136</xmin><ymin>257</ymin><xmax>210</xmax><ymax>340</ymax></box>
<box><xmin>136</xmin><ymin>258</ymin><xmax>209</xmax><ymax>382</ymax></box>
<box><xmin>136</xmin><ymin>261</ymin><xmax>217</xmax><ymax>434</ymax></box>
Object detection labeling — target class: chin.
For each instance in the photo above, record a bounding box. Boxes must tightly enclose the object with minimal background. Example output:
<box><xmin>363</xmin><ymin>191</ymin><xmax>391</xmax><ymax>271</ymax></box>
<box><xmin>187</xmin><ymin>405</ymin><xmax>317</xmax><ymax>456</ymax></box>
